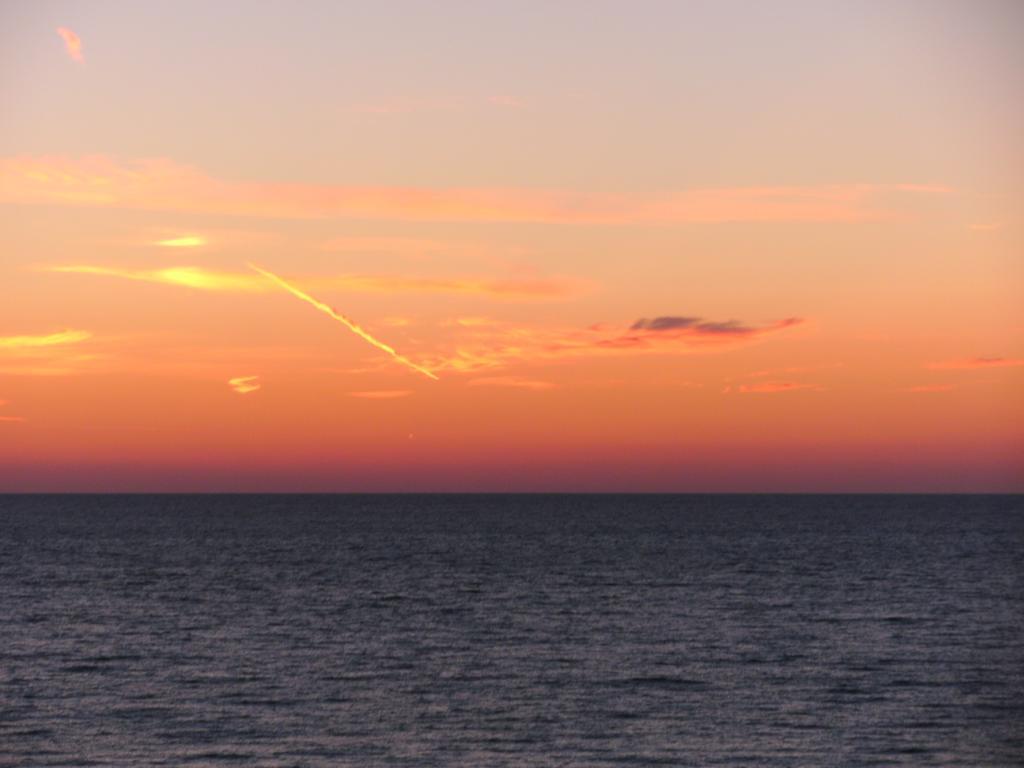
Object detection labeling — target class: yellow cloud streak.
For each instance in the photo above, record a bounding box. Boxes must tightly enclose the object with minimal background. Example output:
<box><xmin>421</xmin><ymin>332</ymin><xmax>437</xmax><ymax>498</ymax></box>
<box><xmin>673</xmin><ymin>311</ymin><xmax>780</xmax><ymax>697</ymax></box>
<box><xmin>50</xmin><ymin>265</ymin><xmax>264</xmax><ymax>292</ymax></box>
<box><xmin>156</xmin><ymin>236</ymin><xmax>206</xmax><ymax>247</ymax></box>
<box><xmin>229</xmin><ymin>375</ymin><xmax>261</xmax><ymax>394</ymax></box>
<box><xmin>248</xmin><ymin>264</ymin><xmax>439</xmax><ymax>381</ymax></box>
<box><xmin>48</xmin><ymin>264</ymin><xmax>573</xmax><ymax>298</ymax></box>
<box><xmin>0</xmin><ymin>330</ymin><xmax>92</xmax><ymax>349</ymax></box>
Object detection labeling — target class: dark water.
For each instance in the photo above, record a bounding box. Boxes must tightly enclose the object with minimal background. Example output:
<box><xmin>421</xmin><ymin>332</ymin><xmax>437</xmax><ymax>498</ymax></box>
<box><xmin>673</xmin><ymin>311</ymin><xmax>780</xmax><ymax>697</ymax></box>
<box><xmin>1</xmin><ymin>495</ymin><xmax>1022</xmax><ymax>766</ymax></box>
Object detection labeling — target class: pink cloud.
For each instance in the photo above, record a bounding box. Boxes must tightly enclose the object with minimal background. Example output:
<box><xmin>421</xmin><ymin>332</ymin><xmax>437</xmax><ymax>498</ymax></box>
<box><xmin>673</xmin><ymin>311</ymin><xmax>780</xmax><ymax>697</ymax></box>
<box><xmin>736</xmin><ymin>381</ymin><xmax>819</xmax><ymax>394</ymax></box>
<box><xmin>0</xmin><ymin>401</ymin><xmax>26</xmax><ymax>421</ymax></box>
<box><xmin>347</xmin><ymin>390</ymin><xmax>414</xmax><ymax>399</ymax></box>
<box><xmin>56</xmin><ymin>27</ymin><xmax>83</xmax><ymax>63</ymax></box>
<box><xmin>927</xmin><ymin>357</ymin><xmax>1024</xmax><ymax>370</ymax></box>
<box><xmin>428</xmin><ymin>315</ymin><xmax>803</xmax><ymax>374</ymax></box>
<box><xmin>0</xmin><ymin>155</ymin><xmax>950</xmax><ymax>224</ymax></box>
<box><xmin>467</xmin><ymin>376</ymin><xmax>555</xmax><ymax>390</ymax></box>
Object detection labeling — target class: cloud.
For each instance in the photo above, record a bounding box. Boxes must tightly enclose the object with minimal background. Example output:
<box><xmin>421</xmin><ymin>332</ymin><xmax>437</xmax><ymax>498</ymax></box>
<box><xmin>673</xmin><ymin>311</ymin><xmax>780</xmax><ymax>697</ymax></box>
<box><xmin>448</xmin><ymin>317</ymin><xmax>499</xmax><ymax>328</ymax></box>
<box><xmin>155</xmin><ymin>235</ymin><xmax>206</xmax><ymax>248</ymax></box>
<box><xmin>630</xmin><ymin>317</ymin><xmax>700</xmax><ymax>331</ymax></box>
<box><xmin>321</xmin><ymin>236</ymin><xmax>454</xmax><ymax>255</ymax></box>
<box><xmin>467</xmin><ymin>376</ymin><xmax>555</xmax><ymax>390</ymax></box>
<box><xmin>333</xmin><ymin>274</ymin><xmax>579</xmax><ymax>299</ymax></box>
<box><xmin>902</xmin><ymin>384</ymin><xmax>956</xmax><ymax>393</ymax></box>
<box><xmin>1</xmin><ymin>155</ymin><xmax>950</xmax><ymax>224</ymax></box>
<box><xmin>927</xmin><ymin>357</ymin><xmax>1024</xmax><ymax>370</ymax></box>
<box><xmin>0</xmin><ymin>330</ymin><xmax>92</xmax><ymax>349</ymax></box>
<box><xmin>0</xmin><ymin>400</ymin><xmax>26</xmax><ymax>422</ymax></box>
<box><xmin>736</xmin><ymin>381</ymin><xmax>819</xmax><ymax>394</ymax></box>
<box><xmin>0</xmin><ymin>329</ymin><xmax>100</xmax><ymax>377</ymax></box>
<box><xmin>48</xmin><ymin>264</ymin><xmax>578</xmax><ymax>299</ymax></box>
<box><xmin>228</xmin><ymin>376</ymin><xmax>260</xmax><ymax>394</ymax></box>
<box><xmin>56</xmin><ymin>27</ymin><xmax>83</xmax><ymax>63</ymax></box>
<box><xmin>0</xmin><ymin>366</ymin><xmax>78</xmax><ymax>376</ymax></box>
<box><xmin>348</xmin><ymin>390</ymin><xmax>413</xmax><ymax>399</ymax></box>
<box><xmin>614</xmin><ymin>317</ymin><xmax>802</xmax><ymax>348</ymax></box>
<box><xmin>320</xmin><ymin>236</ymin><xmax>533</xmax><ymax>264</ymax></box>
<box><xmin>746</xmin><ymin>364</ymin><xmax>838</xmax><ymax>378</ymax></box>
<box><xmin>50</xmin><ymin>265</ymin><xmax>264</xmax><ymax>292</ymax></box>
<box><xmin>428</xmin><ymin>314</ymin><xmax>803</xmax><ymax>373</ymax></box>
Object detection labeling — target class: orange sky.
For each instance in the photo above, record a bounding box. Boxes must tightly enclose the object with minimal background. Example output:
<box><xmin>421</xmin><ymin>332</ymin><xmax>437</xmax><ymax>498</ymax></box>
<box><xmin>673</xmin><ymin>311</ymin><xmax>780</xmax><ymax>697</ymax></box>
<box><xmin>1</xmin><ymin>1</ymin><xmax>1021</xmax><ymax>490</ymax></box>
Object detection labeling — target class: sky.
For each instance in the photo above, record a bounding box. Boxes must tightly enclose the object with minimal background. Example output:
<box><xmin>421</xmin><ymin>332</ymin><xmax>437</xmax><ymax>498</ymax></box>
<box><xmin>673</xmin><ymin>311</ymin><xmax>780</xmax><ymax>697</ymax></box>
<box><xmin>1</xmin><ymin>0</ymin><xmax>1021</xmax><ymax>492</ymax></box>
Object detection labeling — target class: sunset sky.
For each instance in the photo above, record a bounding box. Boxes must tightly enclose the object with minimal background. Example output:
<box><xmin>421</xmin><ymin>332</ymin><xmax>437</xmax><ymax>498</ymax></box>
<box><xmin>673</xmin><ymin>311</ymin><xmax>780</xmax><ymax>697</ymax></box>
<box><xmin>1</xmin><ymin>0</ymin><xmax>1021</xmax><ymax>491</ymax></box>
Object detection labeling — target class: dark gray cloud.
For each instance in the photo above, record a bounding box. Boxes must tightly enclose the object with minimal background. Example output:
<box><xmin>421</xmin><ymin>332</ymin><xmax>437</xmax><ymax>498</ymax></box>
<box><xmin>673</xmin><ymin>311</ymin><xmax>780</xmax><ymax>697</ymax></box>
<box><xmin>631</xmin><ymin>316</ymin><xmax>755</xmax><ymax>335</ymax></box>
<box><xmin>630</xmin><ymin>316</ymin><xmax>700</xmax><ymax>331</ymax></box>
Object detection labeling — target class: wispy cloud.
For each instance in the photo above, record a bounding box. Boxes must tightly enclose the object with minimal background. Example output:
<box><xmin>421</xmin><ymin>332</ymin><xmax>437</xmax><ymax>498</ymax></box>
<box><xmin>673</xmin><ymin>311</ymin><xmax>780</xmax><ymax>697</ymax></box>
<box><xmin>155</xmin><ymin>235</ymin><xmax>206</xmax><ymax>248</ymax></box>
<box><xmin>902</xmin><ymin>384</ymin><xmax>956</xmax><ymax>393</ymax></box>
<box><xmin>0</xmin><ymin>366</ymin><xmax>79</xmax><ymax>376</ymax></box>
<box><xmin>48</xmin><ymin>264</ymin><xmax>578</xmax><ymax>299</ymax></box>
<box><xmin>321</xmin><ymin>236</ymin><xmax>454</xmax><ymax>255</ymax></box>
<box><xmin>613</xmin><ymin>317</ymin><xmax>802</xmax><ymax>348</ymax></box>
<box><xmin>467</xmin><ymin>376</ymin><xmax>555</xmax><ymax>390</ymax></box>
<box><xmin>746</xmin><ymin>364</ymin><xmax>839</xmax><ymax>378</ymax></box>
<box><xmin>927</xmin><ymin>357</ymin><xmax>1024</xmax><ymax>370</ymax></box>
<box><xmin>428</xmin><ymin>315</ymin><xmax>802</xmax><ymax>373</ymax></box>
<box><xmin>736</xmin><ymin>381</ymin><xmax>819</xmax><ymax>394</ymax></box>
<box><xmin>348</xmin><ymin>390</ymin><xmax>413</xmax><ymax>399</ymax></box>
<box><xmin>320</xmin><ymin>236</ymin><xmax>531</xmax><ymax>264</ymax></box>
<box><xmin>0</xmin><ymin>330</ymin><xmax>92</xmax><ymax>349</ymax></box>
<box><xmin>1</xmin><ymin>155</ymin><xmax>950</xmax><ymax>224</ymax></box>
<box><xmin>228</xmin><ymin>376</ymin><xmax>261</xmax><ymax>394</ymax></box>
<box><xmin>329</xmin><ymin>274</ymin><xmax>579</xmax><ymax>299</ymax></box>
<box><xmin>56</xmin><ymin>27</ymin><xmax>83</xmax><ymax>63</ymax></box>
<box><xmin>0</xmin><ymin>400</ymin><xmax>26</xmax><ymax>422</ymax></box>
<box><xmin>50</xmin><ymin>265</ymin><xmax>263</xmax><ymax>292</ymax></box>
<box><xmin>0</xmin><ymin>329</ymin><xmax>101</xmax><ymax>377</ymax></box>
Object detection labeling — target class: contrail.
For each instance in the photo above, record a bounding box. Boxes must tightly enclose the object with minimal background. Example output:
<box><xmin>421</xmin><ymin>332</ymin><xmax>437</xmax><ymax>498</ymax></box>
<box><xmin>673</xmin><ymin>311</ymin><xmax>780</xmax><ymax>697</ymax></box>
<box><xmin>248</xmin><ymin>263</ymin><xmax>438</xmax><ymax>381</ymax></box>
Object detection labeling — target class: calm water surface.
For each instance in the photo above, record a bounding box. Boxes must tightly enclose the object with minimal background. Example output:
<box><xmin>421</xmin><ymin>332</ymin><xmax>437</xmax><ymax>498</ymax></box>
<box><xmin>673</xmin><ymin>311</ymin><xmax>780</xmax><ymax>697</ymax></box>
<box><xmin>1</xmin><ymin>494</ymin><xmax>1022</xmax><ymax>766</ymax></box>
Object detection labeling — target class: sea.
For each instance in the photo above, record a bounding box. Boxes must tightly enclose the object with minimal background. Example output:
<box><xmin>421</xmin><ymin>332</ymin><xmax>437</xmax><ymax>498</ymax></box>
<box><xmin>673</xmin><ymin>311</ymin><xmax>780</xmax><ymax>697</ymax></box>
<box><xmin>0</xmin><ymin>494</ymin><xmax>1021</xmax><ymax>766</ymax></box>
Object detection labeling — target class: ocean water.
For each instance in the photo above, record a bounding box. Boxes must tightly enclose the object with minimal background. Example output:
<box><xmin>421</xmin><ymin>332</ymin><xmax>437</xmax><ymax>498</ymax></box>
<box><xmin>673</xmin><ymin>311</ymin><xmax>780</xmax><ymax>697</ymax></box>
<box><xmin>0</xmin><ymin>494</ymin><xmax>1021</xmax><ymax>766</ymax></box>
